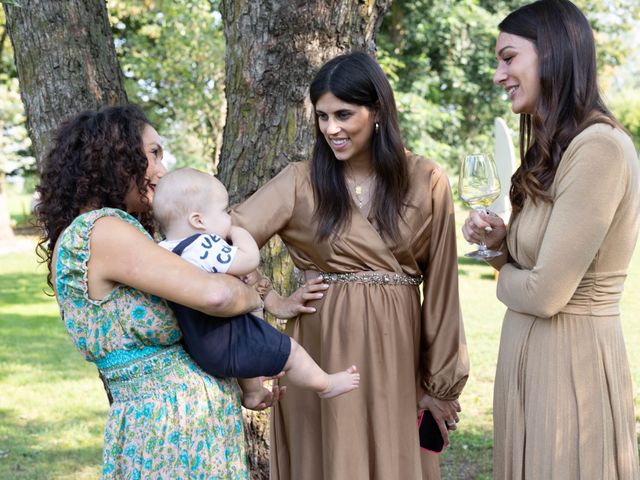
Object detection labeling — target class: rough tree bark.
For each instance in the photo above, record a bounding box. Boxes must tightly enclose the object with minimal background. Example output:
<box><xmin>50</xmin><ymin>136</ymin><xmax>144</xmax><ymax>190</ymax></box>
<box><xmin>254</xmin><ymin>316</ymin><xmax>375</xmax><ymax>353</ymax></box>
<box><xmin>219</xmin><ymin>1</ymin><xmax>391</xmax><ymax>477</ymax></box>
<box><xmin>4</xmin><ymin>0</ymin><xmax>127</xmax><ymax>164</ymax></box>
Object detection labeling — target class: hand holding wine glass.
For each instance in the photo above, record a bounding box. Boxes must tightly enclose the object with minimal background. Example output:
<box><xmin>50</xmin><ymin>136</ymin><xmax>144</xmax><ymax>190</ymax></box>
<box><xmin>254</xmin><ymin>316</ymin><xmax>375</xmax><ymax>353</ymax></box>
<box><xmin>458</xmin><ymin>154</ymin><xmax>504</xmax><ymax>259</ymax></box>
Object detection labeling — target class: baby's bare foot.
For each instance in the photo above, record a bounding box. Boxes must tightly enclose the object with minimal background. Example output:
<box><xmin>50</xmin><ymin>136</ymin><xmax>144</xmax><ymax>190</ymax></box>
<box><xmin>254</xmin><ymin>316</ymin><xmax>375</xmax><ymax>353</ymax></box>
<box><xmin>319</xmin><ymin>365</ymin><xmax>360</xmax><ymax>399</ymax></box>
<box><xmin>241</xmin><ymin>386</ymin><xmax>272</xmax><ymax>410</ymax></box>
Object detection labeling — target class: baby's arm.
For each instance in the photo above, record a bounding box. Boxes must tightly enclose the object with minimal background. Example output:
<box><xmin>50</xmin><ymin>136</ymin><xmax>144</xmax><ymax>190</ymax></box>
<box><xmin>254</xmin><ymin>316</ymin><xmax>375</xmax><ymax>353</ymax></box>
<box><xmin>226</xmin><ymin>225</ymin><xmax>260</xmax><ymax>276</ymax></box>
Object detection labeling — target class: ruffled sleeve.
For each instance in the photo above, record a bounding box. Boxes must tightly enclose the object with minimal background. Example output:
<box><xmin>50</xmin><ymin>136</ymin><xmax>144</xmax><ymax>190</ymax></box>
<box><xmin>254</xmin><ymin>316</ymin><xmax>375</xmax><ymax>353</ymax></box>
<box><xmin>56</xmin><ymin>208</ymin><xmax>147</xmax><ymax>304</ymax></box>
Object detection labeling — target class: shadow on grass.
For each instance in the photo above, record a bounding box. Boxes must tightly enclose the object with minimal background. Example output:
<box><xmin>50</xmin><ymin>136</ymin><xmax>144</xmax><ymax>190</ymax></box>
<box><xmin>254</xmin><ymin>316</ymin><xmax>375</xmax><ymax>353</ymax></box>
<box><xmin>0</xmin><ymin>271</ymin><xmax>51</xmax><ymax>308</ymax></box>
<box><xmin>0</xmin><ymin>408</ymin><xmax>103</xmax><ymax>479</ymax></box>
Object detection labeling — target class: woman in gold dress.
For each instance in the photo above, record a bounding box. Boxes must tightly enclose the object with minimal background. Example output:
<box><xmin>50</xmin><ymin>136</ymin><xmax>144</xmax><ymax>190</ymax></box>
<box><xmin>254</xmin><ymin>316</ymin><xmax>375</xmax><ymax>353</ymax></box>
<box><xmin>233</xmin><ymin>51</ymin><xmax>469</xmax><ymax>480</ymax></box>
<box><xmin>463</xmin><ymin>1</ymin><xmax>640</xmax><ymax>478</ymax></box>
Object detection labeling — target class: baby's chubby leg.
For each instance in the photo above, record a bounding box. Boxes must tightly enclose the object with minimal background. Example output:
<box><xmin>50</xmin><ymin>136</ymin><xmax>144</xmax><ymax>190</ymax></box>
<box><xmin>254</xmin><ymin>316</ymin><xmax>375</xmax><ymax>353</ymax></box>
<box><xmin>284</xmin><ymin>339</ymin><xmax>359</xmax><ymax>399</ymax></box>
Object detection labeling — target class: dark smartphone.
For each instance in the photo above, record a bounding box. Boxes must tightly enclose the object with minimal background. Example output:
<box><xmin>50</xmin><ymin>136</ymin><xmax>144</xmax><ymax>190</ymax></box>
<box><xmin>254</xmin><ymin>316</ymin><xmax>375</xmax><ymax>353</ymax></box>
<box><xmin>418</xmin><ymin>410</ymin><xmax>444</xmax><ymax>454</ymax></box>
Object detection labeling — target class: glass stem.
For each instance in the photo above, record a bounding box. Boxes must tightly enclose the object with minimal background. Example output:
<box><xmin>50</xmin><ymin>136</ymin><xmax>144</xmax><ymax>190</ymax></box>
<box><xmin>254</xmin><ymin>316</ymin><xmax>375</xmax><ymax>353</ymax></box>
<box><xmin>477</xmin><ymin>208</ymin><xmax>489</xmax><ymax>252</ymax></box>
<box><xmin>478</xmin><ymin>239</ymin><xmax>488</xmax><ymax>252</ymax></box>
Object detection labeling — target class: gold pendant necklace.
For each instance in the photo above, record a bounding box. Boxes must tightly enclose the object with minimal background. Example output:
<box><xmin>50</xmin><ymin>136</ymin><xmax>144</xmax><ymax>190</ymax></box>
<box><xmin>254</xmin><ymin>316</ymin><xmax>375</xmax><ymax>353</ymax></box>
<box><xmin>346</xmin><ymin>171</ymin><xmax>375</xmax><ymax>209</ymax></box>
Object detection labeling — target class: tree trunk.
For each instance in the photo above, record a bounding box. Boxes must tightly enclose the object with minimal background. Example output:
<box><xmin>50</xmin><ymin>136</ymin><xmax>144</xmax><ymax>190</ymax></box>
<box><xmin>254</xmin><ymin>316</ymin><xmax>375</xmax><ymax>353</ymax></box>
<box><xmin>4</xmin><ymin>0</ymin><xmax>127</xmax><ymax>165</ymax></box>
<box><xmin>219</xmin><ymin>1</ymin><xmax>390</xmax><ymax>477</ymax></box>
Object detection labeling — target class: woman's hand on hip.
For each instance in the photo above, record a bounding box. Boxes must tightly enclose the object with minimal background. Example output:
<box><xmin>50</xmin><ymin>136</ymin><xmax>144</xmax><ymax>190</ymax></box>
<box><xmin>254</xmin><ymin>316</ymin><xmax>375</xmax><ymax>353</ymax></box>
<box><xmin>264</xmin><ymin>276</ymin><xmax>329</xmax><ymax>319</ymax></box>
<box><xmin>461</xmin><ymin>209</ymin><xmax>507</xmax><ymax>250</ymax></box>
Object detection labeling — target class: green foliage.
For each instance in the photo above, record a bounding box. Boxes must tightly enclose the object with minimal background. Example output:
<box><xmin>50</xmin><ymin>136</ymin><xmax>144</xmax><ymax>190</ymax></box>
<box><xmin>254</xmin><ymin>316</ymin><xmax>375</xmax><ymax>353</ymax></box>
<box><xmin>610</xmin><ymin>90</ymin><xmax>640</xmax><ymax>150</ymax></box>
<box><xmin>0</xmin><ymin>78</ymin><xmax>33</xmax><ymax>175</ymax></box>
<box><xmin>0</xmin><ymin>9</ymin><xmax>17</xmax><ymax>80</ymax></box>
<box><xmin>378</xmin><ymin>0</ymin><xmax>640</xmax><ymax>176</ymax></box>
<box><xmin>378</xmin><ymin>0</ymin><xmax>515</xmax><ymax>174</ymax></box>
<box><xmin>1</xmin><ymin>9</ymin><xmax>34</xmax><ymax>178</ymax></box>
<box><xmin>5</xmin><ymin>184</ymin><xmax>33</xmax><ymax>228</ymax></box>
<box><xmin>108</xmin><ymin>0</ymin><xmax>225</xmax><ymax>171</ymax></box>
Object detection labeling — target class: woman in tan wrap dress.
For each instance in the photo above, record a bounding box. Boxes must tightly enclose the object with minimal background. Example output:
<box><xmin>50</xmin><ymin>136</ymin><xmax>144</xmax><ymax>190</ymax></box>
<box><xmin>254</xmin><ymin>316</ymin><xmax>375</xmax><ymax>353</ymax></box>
<box><xmin>232</xmin><ymin>52</ymin><xmax>469</xmax><ymax>479</ymax></box>
<box><xmin>463</xmin><ymin>1</ymin><xmax>640</xmax><ymax>478</ymax></box>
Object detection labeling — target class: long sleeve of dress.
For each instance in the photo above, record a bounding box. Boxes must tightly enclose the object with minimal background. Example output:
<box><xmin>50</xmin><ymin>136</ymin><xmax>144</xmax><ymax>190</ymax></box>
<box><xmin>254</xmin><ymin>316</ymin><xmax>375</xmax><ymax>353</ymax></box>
<box><xmin>230</xmin><ymin>163</ymin><xmax>298</xmax><ymax>248</ymax></box>
<box><xmin>420</xmin><ymin>168</ymin><xmax>469</xmax><ymax>400</ymax></box>
<box><xmin>497</xmin><ymin>131</ymin><xmax>630</xmax><ymax>318</ymax></box>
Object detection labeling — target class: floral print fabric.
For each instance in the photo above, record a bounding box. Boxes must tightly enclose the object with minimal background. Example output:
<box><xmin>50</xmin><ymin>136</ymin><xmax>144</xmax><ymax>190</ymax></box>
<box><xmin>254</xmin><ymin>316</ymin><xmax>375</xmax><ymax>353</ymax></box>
<box><xmin>56</xmin><ymin>208</ymin><xmax>247</xmax><ymax>479</ymax></box>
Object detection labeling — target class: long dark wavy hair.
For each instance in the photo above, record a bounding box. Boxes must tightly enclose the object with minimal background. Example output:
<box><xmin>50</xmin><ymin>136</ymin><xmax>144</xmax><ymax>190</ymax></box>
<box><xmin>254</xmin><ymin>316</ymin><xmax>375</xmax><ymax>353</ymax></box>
<box><xmin>500</xmin><ymin>0</ymin><xmax>620</xmax><ymax>217</ymax></box>
<box><xmin>36</xmin><ymin>104</ymin><xmax>155</xmax><ymax>289</ymax></box>
<box><xmin>309</xmin><ymin>51</ymin><xmax>409</xmax><ymax>241</ymax></box>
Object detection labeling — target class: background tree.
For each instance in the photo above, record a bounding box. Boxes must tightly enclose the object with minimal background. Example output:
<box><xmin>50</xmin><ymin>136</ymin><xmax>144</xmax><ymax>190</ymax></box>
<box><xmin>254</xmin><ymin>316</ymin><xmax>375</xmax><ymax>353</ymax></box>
<box><xmin>379</xmin><ymin>0</ymin><xmax>511</xmax><ymax>173</ymax></box>
<box><xmin>2</xmin><ymin>0</ymin><xmax>127</xmax><ymax>242</ymax></box>
<box><xmin>4</xmin><ymin>0</ymin><xmax>127</xmax><ymax>164</ymax></box>
<box><xmin>108</xmin><ymin>0</ymin><xmax>226</xmax><ymax>170</ymax></box>
<box><xmin>218</xmin><ymin>0</ymin><xmax>390</xmax><ymax>476</ymax></box>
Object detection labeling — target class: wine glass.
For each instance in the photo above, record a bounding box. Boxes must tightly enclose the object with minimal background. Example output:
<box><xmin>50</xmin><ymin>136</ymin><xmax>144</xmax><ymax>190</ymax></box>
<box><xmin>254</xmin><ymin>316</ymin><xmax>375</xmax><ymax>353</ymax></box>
<box><xmin>458</xmin><ymin>154</ymin><xmax>503</xmax><ymax>259</ymax></box>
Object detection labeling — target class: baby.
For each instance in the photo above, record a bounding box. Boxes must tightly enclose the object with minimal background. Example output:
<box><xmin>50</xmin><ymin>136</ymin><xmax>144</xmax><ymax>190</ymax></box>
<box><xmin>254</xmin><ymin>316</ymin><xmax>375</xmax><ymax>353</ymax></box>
<box><xmin>153</xmin><ymin>168</ymin><xmax>359</xmax><ymax>407</ymax></box>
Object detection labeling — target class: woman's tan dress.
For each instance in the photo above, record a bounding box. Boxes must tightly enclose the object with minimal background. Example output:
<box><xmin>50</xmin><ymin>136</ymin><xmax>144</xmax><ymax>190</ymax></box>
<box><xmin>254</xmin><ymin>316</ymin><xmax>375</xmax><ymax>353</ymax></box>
<box><xmin>232</xmin><ymin>154</ymin><xmax>469</xmax><ymax>480</ymax></box>
<box><xmin>493</xmin><ymin>124</ymin><xmax>640</xmax><ymax>479</ymax></box>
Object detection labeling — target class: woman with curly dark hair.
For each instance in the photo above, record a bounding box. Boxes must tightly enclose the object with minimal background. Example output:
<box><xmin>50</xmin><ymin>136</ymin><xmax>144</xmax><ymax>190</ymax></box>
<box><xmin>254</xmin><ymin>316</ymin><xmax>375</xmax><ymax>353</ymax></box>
<box><xmin>36</xmin><ymin>104</ymin><xmax>278</xmax><ymax>479</ymax></box>
<box><xmin>462</xmin><ymin>1</ymin><xmax>640</xmax><ymax>478</ymax></box>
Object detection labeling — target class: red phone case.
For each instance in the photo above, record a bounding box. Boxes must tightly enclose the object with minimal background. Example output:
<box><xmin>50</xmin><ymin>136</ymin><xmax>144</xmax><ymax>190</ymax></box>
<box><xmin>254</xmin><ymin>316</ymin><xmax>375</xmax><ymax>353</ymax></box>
<box><xmin>418</xmin><ymin>410</ymin><xmax>445</xmax><ymax>454</ymax></box>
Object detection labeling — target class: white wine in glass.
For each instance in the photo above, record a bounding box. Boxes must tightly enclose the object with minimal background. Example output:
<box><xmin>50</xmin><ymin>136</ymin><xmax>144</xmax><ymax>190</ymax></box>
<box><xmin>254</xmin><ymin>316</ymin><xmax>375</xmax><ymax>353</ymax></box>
<box><xmin>459</xmin><ymin>154</ymin><xmax>504</xmax><ymax>259</ymax></box>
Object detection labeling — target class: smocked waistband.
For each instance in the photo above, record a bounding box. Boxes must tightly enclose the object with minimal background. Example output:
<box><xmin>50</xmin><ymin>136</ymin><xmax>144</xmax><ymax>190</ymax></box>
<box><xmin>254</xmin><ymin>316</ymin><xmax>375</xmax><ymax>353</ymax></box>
<box><xmin>94</xmin><ymin>344</ymin><xmax>192</xmax><ymax>402</ymax></box>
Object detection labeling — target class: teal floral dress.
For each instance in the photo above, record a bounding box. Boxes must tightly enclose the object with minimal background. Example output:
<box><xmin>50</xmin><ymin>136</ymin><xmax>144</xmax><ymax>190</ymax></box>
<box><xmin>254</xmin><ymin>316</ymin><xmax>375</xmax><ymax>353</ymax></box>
<box><xmin>55</xmin><ymin>208</ymin><xmax>247</xmax><ymax>479</ymax></box>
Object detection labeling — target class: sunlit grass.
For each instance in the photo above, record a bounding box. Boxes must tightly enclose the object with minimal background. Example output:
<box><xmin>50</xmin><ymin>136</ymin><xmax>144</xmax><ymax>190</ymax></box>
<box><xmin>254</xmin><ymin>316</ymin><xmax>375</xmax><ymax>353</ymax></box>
<box><xmin>0</xmin><ymin>244</ymin><xmax>107</xmax><ymax>479</ymax></box>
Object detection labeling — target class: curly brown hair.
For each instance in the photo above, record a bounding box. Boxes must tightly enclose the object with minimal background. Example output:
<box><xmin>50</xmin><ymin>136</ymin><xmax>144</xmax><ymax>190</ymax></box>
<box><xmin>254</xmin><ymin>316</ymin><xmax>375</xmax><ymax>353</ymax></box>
<box><xmin>36</xmin><ymin>104</ymin><xmax>155</xmax><ymax>289</ymax></box>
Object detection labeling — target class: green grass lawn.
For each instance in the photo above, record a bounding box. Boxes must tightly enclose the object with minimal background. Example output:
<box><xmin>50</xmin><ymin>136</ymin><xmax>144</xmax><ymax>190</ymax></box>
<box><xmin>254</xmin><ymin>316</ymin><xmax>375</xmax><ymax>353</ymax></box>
<box><xmin>0</xmin><ymin>225</ymin><xmax>638</xmax><ymax>479</ymax></box>
<box><xmin>0</xmin><ymin>246</ymin><xmax>108</xmax><ymax>479</ymax></box>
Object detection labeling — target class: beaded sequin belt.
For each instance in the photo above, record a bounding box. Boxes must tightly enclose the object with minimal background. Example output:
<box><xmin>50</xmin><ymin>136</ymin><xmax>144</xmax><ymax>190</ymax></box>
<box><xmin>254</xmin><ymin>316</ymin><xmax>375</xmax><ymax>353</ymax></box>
<box><xmin>320</xmin><ymin>271</ymin><xmax>422</xmax><ymax>286</ymax></box>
